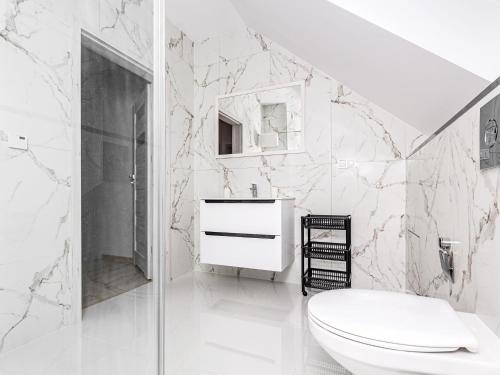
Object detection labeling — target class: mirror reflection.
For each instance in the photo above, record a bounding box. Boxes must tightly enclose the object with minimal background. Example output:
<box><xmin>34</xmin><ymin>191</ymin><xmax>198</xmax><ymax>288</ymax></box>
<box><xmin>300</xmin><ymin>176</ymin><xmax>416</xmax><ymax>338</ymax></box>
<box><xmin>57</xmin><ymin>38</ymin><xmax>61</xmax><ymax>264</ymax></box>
<box><xmin>217</xmin><ymin>83</ymin><xmax>304</xmax><ymax>157</ymax></box>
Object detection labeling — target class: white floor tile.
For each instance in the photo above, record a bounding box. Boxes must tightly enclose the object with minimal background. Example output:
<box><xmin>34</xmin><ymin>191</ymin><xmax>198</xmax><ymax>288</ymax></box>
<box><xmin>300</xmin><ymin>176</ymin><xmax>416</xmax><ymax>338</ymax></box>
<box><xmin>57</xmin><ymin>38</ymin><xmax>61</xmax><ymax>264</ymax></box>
<box><xmin>0</xmin><ymin>273</ymin><xmax>349</xmax><ymax>375</ymax></box>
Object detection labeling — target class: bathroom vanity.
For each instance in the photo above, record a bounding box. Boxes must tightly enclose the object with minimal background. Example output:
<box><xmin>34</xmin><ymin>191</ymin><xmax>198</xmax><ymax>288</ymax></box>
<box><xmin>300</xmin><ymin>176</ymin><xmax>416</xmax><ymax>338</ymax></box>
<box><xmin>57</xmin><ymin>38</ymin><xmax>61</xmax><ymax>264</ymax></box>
<box><xmin>200</xmin><ymin>198</ymin><xmax>295</xmax><ymax>272</ymax></box>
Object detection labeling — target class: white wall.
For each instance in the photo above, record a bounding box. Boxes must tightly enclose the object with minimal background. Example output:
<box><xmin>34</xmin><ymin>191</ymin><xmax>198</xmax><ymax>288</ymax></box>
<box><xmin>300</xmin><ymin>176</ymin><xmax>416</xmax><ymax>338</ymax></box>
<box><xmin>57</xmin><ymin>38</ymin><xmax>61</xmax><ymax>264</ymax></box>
<box><xmin>166</xmin><ymin>19</ymin><xmax>196</xmax><ymax>279</ymax></box>
<box><xmin>188</xmin><ymin>26</ymin><xmax>423</xmax><ymax>290</ymax></box>
<box><xmin>407</xmin><ymin>86</ymin><xmax>500</xmax><ymax>327</ymax></box>
<box><xmin>0</xmin><ymin>0</ymin><xmax>153</xmax><ymax>353</ymax></box>
<box><xmin>165</xmin><ymin>0</ymin><xmax>245</xmax><ymax>41</ymax></box>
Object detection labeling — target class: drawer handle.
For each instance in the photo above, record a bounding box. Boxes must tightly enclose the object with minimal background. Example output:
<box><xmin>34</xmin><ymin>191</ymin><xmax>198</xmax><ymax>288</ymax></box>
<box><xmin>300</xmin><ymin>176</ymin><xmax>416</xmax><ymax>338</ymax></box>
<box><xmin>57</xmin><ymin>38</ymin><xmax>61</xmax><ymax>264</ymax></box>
<box><xmin>204</xmin><ymin>231</ymin><xmax>276</xmax><ymax>239</ymax></box>
<box><xmin>204</xmin><ymin>199</ymin><xmax>276</xmax><ymax>204</ymax></box>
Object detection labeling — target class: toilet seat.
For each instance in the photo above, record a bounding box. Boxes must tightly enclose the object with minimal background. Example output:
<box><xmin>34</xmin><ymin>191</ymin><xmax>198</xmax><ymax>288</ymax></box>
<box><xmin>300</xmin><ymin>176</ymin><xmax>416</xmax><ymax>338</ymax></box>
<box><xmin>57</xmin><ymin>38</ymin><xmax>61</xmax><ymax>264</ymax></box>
<box><xmin>308</xmin><ymin>289</ymin><xmax>478</xmax><ymax>353</ymax></box>
<box><xmin>308</xmin><ymin>290</ymin><xmax>500</xmax><ymax>375</ymax></box>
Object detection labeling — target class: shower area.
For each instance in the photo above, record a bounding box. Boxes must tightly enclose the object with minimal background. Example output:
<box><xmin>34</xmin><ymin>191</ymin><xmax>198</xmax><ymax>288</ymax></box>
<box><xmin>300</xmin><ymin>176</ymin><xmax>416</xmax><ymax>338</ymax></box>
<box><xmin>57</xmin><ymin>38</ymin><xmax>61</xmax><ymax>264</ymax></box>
<box><xmin>0</xmin><ymin>0</ymin><xmax>168</xmax><ymax>372</ymax></box>
<box><xmin>81</xmin><ymin>44</ymin><xmax>152</xmax><ymax>308</ymax></box>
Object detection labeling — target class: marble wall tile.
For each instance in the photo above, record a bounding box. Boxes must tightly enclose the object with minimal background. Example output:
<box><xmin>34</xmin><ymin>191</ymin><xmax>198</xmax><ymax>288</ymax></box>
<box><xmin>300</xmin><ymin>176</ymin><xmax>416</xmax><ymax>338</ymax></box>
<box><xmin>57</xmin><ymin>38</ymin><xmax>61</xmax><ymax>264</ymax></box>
<box><xmin>332</xmin><ymin>84</ymin><xmax>409</xmax><ymax>162</ymax></box>
<box><xmin>80</xmin><ymin>0</ymin><xmax>101</xmax><ymax>33</ymax></box>
<box><xmin>191</xmin><ymin>27</ymin><xmax>421</xmax><ymax>287</ymax></box>
<box><xmin>218</xmin><ymin>51</ymin><xmax>271</xmax><ymax>95</ymax></box>
<box><xmin>166</xmin><ymin>21</ymin><xmax>194</xmax><ymax>68</ymax></box>
<box><xmin>270</xmin><ymin>49</ymin><xmax>333</xmax><ymax>166</ymax></box>
<box><xmin>333</xmin><ymin>161</ymin><xmax>407</xmax><ymax>290</ymax></box>
<box><xmin>193</xmin><ymin>63</ymin><xmax>221</xmax><ymax>171</ymax></box>
<box><xmin>406</xmin><ymin>86</ymin><xmax>500</xmax><ymax>320</ymax></box>
<box><xmin>0</xmin><ymin>0</ymin><xmax>75</xmax><ymax>353</ymax></box>
<box><xmin>0</xmin><ymin>0</ymin><xmax>154</xmax><ymax>353</ymax></box>
<box><xmin>270</xmin><ymin>163</ymin><xmax>333</xmax><ymax>284</ymax></box>
<box><xmin>0</xmin><ymin>7</ymin><xmax>72</xmax><ymax>151</ymax></box>
<box><xmin>167</xmin><ymin>19</ymin><xmax>195</xmax><ymax>279</ymax></box>
<box><xmin>99</xmin><ymin>0</ymin><xmax>153</xmax><ymax>69</ymax></box>
<box><xmin>194</xmin><ymin>36</ymin><xmax>220</xmax><ymax>68</ymax></box>
<box><xmin>0</xmin><ymin>146</ymin><xmax>72</xmax><ymax>352</ymax></box>
<box><xmin>219</xmin><ymin>27</ymin><xmax>271</xmax><ymax>62</ymax></box>
<box><xmin>168</xmin><ymin>55</ymin><xmax>194</xmax><ymax>170</ymax></box>
<box><xmin>170</xmin><ymin>168</ymin><xmax>194</xmax><ymax>279</ymax></box>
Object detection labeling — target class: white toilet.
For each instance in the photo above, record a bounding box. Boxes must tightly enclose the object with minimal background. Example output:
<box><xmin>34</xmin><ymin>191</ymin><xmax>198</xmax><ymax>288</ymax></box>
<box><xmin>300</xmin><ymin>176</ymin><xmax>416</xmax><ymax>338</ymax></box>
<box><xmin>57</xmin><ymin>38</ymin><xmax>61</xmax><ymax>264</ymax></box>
<box><xmin>308</xmin><ymin>289</ymin><xmax>500</xmax><ymax>375</ymax></box>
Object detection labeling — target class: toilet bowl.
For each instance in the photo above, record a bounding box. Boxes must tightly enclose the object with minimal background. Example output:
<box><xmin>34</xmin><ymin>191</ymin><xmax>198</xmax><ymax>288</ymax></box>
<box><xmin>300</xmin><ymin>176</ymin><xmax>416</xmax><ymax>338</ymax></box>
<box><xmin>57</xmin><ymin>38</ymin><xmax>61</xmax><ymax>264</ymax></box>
<box><xmin>308</xmin><ymin>289</ymin><xmax>500</xmax><ymax>375</ymax></box>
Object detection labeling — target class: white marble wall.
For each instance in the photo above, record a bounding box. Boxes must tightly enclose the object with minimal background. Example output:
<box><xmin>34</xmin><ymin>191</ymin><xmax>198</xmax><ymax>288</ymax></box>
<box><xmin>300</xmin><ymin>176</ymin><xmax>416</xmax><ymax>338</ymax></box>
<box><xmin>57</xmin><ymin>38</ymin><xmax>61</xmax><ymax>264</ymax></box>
<box><xmin>406</xmin><ymin>86</ymin><xmax>500</xmax><ymax>330</ymax></box>
<box><xmin>190</xmin><ymin>27</ymin><xmax>422</xmax><ymax>288</ymax></box>
<box><xmin>166</xmin><ymin>19</ymin><xmax>195</xmax><ymax>279</ymax></box>
<box><xmin>81</xmin><ymin>0</ymin><xmax>153</xmax><ymax>69</ymax></box>
<box><xmin>0</xmin><ymin>0</ymin><xmax>153</xmax><ymax>353</ymax></box>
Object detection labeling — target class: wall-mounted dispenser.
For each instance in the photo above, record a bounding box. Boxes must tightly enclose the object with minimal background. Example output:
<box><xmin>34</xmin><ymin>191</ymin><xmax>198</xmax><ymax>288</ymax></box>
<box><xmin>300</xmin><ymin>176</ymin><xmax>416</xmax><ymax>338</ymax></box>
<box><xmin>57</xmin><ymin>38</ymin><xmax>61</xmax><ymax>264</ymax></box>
<box><xmin>480</xmin><ymin>94</ymin><xmax>500</xmax><ymax>170</ymax></box>
<box><xmin>438</xmin><ymin>238</ymin><xmax>459</xmax><ymax>283</ymax></box>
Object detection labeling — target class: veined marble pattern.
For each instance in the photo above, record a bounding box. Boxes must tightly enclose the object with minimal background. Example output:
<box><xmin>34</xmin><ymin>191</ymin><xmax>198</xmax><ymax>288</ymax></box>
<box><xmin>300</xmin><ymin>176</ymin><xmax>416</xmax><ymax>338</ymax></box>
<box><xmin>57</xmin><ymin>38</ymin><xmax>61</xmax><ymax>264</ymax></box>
<box><xmin>82</xmin><ymin>0</ymin><xmax>153</xmax><ymax>70</ymax></box>
<box><xmin>0</xmin><ymin>0</ymin><xmax>154</xmax><ymax>353</ymax></box>
<box><xmin>0</xmin><ymin>0</ymin><xmax>74</xmax><ymax>353</ymax></box>
<box><xmin>167</xmin><ymin>19</ymin><xmax>195</xmax><ymax>279</ymax></box>
<box><xmin>190</xmin><ymin>27</ymin><xmax>422</xmax><ymax>288</ymax></box>
<box><xmin>406</xmin><ymin>86</ymin><xmax>500</xmax><ymax>319</ymax></box>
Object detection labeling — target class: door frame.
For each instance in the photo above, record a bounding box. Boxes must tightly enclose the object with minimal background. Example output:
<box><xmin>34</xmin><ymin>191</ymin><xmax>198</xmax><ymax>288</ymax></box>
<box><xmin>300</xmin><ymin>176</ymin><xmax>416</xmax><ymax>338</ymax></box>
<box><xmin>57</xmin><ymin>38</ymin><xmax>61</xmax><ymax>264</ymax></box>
<box><xmin>78</xmin><ymin>30</ymin><xmax>156</xmax><ymax>290</ymax></box>
<box><xmin>74</xmin><ymin>23</ymin><xmax>168</xmax><ymax>372</ymax></box>
<box><xmin>132</xmin><ymin>87</ymin><xmax>153</xmax><ymax>279</ymax></box>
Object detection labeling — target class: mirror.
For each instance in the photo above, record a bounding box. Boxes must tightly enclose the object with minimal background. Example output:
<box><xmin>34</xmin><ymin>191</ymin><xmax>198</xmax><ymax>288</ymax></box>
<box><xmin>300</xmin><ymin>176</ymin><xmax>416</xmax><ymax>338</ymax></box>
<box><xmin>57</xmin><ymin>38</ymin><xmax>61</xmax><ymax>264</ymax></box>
<box><xmin>216</xmin><ymin>82</ymin><xmax>304</xmax><ymax>157</ymax></box>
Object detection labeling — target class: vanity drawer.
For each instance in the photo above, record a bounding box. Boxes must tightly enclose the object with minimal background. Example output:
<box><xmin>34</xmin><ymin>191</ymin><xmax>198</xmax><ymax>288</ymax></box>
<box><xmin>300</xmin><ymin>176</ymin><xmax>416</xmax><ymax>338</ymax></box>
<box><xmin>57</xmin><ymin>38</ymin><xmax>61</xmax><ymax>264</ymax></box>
<box><xmin>200</xmin><ymin>232</ymin><xmax>284</xmax><ymax>272</ymax></box>
<box><xmin>200</xmin><ymin>200</ymin><xmax>282</xmax><ymax>235</ymax></box>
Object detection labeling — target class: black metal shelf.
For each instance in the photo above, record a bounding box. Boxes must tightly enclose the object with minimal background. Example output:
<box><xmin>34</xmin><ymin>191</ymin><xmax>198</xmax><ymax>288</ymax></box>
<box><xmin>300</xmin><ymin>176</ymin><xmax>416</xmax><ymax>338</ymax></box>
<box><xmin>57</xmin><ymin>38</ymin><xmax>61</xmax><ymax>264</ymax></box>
<box><xmin>303</xmin><ymin>241</ymin><xmax>350</xmax><ymax>261</ymax></box>
<box><xmin>303</xmin><ymin>215</ymin><xmax>350</xmax><ymax>230</ymax></box>
<box><xmin>301</xmin><ymin>214</ymin><xmax>351</xmax><ymax>296</ymax></box>
<box><xmin>303</xmin><ymin>268</ymin><xmax>350</xmax><ymax>290</ymax></box>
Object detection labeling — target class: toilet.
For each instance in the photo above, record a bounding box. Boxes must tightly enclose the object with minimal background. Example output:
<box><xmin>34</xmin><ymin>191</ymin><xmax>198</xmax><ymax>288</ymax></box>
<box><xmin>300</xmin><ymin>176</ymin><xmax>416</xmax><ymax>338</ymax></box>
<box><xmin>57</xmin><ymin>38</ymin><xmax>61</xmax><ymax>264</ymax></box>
<box><xmin>308</xmin><ymin>289</ymin><xmax>500</xmax><ymax>375</ymax></box>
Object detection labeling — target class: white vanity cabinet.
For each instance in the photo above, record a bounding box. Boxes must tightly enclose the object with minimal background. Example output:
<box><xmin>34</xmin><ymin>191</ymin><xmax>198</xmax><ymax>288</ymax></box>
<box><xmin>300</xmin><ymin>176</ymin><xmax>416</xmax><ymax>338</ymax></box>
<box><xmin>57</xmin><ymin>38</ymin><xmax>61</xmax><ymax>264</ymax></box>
<box><xmin>200</xmin><ymin>198</ymin><xmax>295</xmax><ymax>272</ymax></box>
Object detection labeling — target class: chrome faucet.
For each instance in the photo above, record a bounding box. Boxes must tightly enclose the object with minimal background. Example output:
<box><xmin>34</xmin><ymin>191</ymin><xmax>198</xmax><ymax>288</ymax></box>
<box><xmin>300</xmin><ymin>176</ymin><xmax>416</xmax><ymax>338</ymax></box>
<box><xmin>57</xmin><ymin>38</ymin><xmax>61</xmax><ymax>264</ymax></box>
<box><xmin>250</xmin><ymin>184</ymin><xmax>258</xmax><ymax>198</ymax></box>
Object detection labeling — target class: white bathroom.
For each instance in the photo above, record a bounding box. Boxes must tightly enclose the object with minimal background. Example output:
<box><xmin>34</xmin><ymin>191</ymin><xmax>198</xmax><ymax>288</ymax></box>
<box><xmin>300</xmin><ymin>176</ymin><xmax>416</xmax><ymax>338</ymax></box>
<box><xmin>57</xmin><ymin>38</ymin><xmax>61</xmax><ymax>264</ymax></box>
<box><xmin>1</xmin><ymin>0</ymin><xmax>500</xmax><ymax>374</ymax></box>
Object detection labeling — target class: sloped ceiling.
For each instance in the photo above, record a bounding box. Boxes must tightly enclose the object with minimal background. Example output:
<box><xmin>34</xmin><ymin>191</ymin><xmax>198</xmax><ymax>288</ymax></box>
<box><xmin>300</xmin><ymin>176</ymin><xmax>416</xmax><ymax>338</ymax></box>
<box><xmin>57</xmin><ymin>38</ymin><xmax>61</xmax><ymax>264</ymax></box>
<box><xmin>166</xmin><ymin>0</ymin><xmax>491</xmax><ymax>135</ymax></box>
<box><xmin>329</xmin><ymin>0</ymin><xmax>500</xmax><ymax>82</ymax></box>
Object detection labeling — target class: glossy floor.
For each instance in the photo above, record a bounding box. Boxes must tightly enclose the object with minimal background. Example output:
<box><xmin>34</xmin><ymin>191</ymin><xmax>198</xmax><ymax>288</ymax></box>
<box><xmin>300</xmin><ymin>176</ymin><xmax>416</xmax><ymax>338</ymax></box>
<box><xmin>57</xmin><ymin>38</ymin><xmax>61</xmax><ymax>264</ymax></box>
<box><xmin>0</xmin><ymin>284</ymin><xmax>155</xmax><ymax>375</ymax></box>
<box><xmin>0</xmin><ymin>272</ymin><xmax>350</xmax><ymax>374</ymax></box>
<box><xmin>165</xmin><ymin>272</ymin><xmax>350</xmax><ymax>375</ymax></box>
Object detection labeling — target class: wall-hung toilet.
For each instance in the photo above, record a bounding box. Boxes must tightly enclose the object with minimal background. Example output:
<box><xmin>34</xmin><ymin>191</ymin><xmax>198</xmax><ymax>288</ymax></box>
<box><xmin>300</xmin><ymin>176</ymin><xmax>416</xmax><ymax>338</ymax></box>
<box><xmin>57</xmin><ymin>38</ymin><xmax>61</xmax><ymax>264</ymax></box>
<box><xmin>308</xmin><ymin>289</ymin><xmax>500</xmax><ymax>375</ymax></box>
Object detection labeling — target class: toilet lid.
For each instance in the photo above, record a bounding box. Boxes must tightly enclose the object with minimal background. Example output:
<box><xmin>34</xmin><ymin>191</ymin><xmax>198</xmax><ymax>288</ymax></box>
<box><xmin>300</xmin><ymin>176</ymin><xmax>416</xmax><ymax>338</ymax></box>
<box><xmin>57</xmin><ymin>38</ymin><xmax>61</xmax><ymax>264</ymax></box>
<box><xmin>308</xmin><ymin>289</ymin><xmax>479</xmax><ymax>353</ymax></box>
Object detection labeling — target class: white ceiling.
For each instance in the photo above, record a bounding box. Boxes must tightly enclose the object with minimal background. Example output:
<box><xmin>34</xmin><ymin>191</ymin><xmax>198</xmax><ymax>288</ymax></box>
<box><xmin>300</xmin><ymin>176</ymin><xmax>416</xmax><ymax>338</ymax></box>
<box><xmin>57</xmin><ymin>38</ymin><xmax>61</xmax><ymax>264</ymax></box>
<box><xmin>166</xmin><ymin>0</ymin><xmax>491</xmax><ymax>135</ymax></box>
<box><xmin>328</xmin><ymin>0</ymin><xmax>500</xmax><ymax>82</ymax></box>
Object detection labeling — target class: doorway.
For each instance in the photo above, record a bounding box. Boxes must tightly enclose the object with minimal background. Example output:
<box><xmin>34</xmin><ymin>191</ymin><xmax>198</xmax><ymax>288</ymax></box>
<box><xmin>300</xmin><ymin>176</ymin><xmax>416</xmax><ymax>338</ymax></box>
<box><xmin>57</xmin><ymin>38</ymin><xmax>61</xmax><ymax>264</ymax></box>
<box><xmin>81</xmin><ymin>40</ymin><xmax>152</xmax><ymax>309</ymax></box>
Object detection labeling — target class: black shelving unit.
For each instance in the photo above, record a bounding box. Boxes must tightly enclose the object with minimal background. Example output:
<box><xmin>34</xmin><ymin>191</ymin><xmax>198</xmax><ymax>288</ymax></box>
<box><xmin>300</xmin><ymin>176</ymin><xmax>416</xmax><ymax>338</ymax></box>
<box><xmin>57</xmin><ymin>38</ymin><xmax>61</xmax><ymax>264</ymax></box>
<box><xmin>301</xmin><ymin>215</ymin><xmax>351</xmax><ymax>296</ymax></box>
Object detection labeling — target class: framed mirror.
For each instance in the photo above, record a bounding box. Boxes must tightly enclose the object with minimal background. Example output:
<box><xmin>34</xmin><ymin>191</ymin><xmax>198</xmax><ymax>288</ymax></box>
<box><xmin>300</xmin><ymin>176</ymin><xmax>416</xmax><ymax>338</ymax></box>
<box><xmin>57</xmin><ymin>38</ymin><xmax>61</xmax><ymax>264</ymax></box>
<box><xmin>216</xmin><ymin>82</ymin><xmax>305</xmax><ymax>158</ymax></box>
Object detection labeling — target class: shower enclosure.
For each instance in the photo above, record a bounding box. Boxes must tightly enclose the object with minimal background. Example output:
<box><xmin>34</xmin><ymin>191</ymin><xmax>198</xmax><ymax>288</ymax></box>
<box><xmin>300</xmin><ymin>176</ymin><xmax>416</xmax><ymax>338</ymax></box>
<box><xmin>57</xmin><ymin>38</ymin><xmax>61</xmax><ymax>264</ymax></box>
<box><xmin>0</xmin><ymin>0</ymin><xmax>167</xmax><ymax>374</ymax></box>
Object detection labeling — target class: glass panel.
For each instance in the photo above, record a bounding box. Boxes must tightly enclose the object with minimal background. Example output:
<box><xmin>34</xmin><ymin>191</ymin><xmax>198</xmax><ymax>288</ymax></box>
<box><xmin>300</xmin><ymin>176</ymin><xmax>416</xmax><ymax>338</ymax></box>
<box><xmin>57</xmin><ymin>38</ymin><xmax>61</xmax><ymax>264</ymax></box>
<box><xmin>0</xmin><ymin>0</ymin><xmax>161</xmax><ymax>374</ymax></box>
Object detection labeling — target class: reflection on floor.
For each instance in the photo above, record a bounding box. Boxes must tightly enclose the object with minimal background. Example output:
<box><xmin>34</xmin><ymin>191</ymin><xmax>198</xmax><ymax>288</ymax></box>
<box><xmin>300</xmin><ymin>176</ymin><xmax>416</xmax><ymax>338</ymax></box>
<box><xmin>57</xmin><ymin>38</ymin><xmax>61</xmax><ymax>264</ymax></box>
<box><xmin>83</xmin><ymin>255</ymin><xmax>150</xmax><ymax>308</ymax></box>
<box><xmin>0</xmin><ymin>272</ymin><xmax>350</xmax><ymax>375</ymax></box>
<box><xmin>0</xmin><ymin>283</ymin><xmax>155</xmax><ymax>375</ymax></box>
<box><xmin>165</xmin><ymin>272</ymin><xmax>350</xmax><ymax>375</ymax></box>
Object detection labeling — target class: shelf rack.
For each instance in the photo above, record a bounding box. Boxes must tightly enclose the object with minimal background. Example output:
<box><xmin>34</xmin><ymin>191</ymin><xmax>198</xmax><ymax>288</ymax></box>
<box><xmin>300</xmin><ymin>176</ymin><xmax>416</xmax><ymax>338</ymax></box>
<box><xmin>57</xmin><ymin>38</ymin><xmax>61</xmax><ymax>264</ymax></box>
<box><xmin>301</xmin><ymin>214</ymin><xmax>351</xmax><ymax>296</ymax></box>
